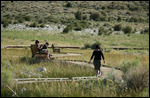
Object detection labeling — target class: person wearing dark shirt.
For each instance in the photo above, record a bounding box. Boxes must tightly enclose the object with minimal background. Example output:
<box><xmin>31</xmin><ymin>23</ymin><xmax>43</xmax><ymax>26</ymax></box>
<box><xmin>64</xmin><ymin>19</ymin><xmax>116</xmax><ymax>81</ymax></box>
<box><xmin>35</xmin><ymin>40</ymin><xmax>42</xmax><ymax>52</ymax></box>
<box><xmin>89</xmin><ymin>44</ymin><xmax>105</xmax><ymax>78</ymax></box>
<box><xmin>40</xmin><ymin>42</ymin><xmax>52</xmax><ymax>59</ymax></box>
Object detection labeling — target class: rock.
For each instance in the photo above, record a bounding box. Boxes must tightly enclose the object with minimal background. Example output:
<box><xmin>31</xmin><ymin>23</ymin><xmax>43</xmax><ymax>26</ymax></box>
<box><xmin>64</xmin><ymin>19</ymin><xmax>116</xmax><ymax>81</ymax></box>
<box><xmin>7</xmin><ymin>64</ymin><xmax>13</xmax><ymax>69</ymax></box>
<box><xmin>35</xmin><ymin>67</ymin><xmax>46</xmax><ymax>72</ymax></box>
<box><xmin>21</xmin><ymin>88</ymin><xmax>26</xmax><ymax>94</ymax></box>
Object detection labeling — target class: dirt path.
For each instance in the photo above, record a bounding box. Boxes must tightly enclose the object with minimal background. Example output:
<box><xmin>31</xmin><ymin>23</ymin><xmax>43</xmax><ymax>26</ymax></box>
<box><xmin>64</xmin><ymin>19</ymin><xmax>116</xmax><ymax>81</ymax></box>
<box><xmin>64</xmin><ymin>60</ymin><xmax>123</xmax><ymax>80</ymax></box>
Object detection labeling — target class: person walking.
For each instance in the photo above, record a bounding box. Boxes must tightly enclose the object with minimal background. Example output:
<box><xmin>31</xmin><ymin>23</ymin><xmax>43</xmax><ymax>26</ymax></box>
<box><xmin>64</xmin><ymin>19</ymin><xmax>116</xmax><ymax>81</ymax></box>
<box><xmin>89</xmin><ymin>44</ymin><xmax>105</xmax><ymax>78</ymax></box>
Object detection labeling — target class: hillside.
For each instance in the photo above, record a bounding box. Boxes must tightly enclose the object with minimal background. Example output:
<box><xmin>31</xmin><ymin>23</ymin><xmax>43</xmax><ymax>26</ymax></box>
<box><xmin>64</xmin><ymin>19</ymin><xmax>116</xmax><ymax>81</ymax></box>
<box><xmin>1</xmin><ymin>1</ymin><xmax>149</xmax><ymax>33</ymax></box>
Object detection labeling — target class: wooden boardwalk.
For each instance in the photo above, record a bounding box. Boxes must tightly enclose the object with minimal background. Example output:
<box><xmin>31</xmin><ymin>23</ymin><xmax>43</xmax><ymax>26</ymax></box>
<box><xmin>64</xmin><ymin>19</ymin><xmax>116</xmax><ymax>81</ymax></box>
<box><xmin>1</xmin><ymin>45</ymin><xmax>149</xmax><ymax>50</ymax></box>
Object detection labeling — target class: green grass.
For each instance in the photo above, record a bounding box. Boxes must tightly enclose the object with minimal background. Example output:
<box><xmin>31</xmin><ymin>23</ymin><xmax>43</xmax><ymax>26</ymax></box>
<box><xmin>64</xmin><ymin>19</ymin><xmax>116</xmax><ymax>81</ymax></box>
<box><xmin>1</xmin><ymin>48</ymin><xmax>95</xmax><ymax>78</ymax></box>
<box><xmin>1</xmin><ymin>29</ymin><xmax>149</xmax><ymax>48</ymax></box>
<box><xmin>1</xmin><ymin>28</ymin><xmax>149</xmax><ymax>97</ymax></box>
<box><xmin>1</xmin><ymin>48</ymin><xmax>149</xmax><ymax>97</ymax></box>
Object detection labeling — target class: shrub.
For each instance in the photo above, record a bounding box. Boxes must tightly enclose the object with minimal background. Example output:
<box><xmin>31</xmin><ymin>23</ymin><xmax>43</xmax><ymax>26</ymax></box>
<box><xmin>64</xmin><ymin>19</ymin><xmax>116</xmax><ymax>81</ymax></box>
<box><xmin>102</xmin><ymin>6</ymin><xmax>106</xmax><ymax>10</ymax></box>
<box><xmin>120</xmin><ymin>60</ymin><xmax>139</xmax><ymax>74</ymax></box>
<box><xmin>3</xmin><ymin>14</ymin><xmax>12</xmax><ymax>19</ymax></box>
<box><xmin>123</xmin><ymin>26</ymin><xmax>132</xmax><ymax>34</ymax></box>
<box><xmin>90</xmin><ymin>12</ymin><xmax>101</xmax><ymax>21</ymax></box>
<box><xmin>29</xmin><ymin>22</ymin><xmax>38</xmax><ymax>27</ymax></box>
<box><xmin>82</xmin><ymin>15</ymin><xmax>87</xmax><ymax>20</ymax></box>
<box><xmin>83</xmin><ymin>43</ymin><xmax>91</xmax><ymax>49</ymax></box>
<box><xmin>62</xmin><ymin>27</ymin><xmax>69</xmax><ymax>33</ymax></box>
<box><xmin>3</xmin><ymin>22</ymin><xmax>9</xmax><ymax>28</ymax></box>
<box><xmin>91</xmin><ymin>41</ymin><xmax>101</xmax><ymax>49</ymax></box>
<box><xmin>39</xmin><ymin>24</ymin><xmax>45</xmax><ymax>28</ymax></box>
<box><xmin>101</xmin><ymin>11</ymin><xmax>107</xmax><ymax>16</ymax></box>
<box><xmin>141</xmin><ymin>28</ymin><xmax>149</xmax><ymax>34</ymax></box>
<box><xmin>83</xmin><ymin>41</ymin><xmax>101</xmax><ymax>49</ymax></box>
<box><xmin>13</xmin><ymin>20</ymin><xmax>18</xmax><ymax>24</ymax></box>
<box><xmin>74</xmin><ymin>11</ymin><xmax>82</xmax><ymax>20</ymax></box>
<box><xmin>58</xmin><ymin>26</ymin><xmax>61</xmax><ymax>29</ymax></box>
<box><xmin>1</xmin><ymin>18</ymin><xmax>11</xmax><ymax>24</ymax></box>
<box><xmin>1</xmin><ymin>69</ymin><xmax>15</xmax><ymax>88</ymax></box>
<box><xmin>114</xmin><ymin>24</ymin><xmax>122</xmax><ymax>31</ymax></box>
<box><xmin>46</xmin><ymin>15</ymin><xmax>60</xmax><ymax>23</ymax></box>
<box><xmin>123</xmin><ymin>65</ymin><xmax>149</xmax><ymax>92</ymax></box>
<box><xmin>38</xmin><ymin>19</ymin><xmax>44</xmax><ymax>24</ymax></box>
<box><xmin>98</xmin><ymin>27</ymin><xmax>105</xmax><ymax>35</ymax></box>
<box><xmin>62</xmin><ymin>24</ymin><xmax>74</xmax><ymax>33</ymax></box>
<box><xmin>129</xmin><ymin>16</ymin><xmax>138</xmax><ymax>22</ymax></box>
<box><xmin>80</xmin><ymin>20</ymin><xmax>89</xmax><ymax>28</ymax></box>
<box><xmin>18</xmin><ymin>18</ymin><xmax>25</xmax><ymax>23</ymax></box>
<box><xmin>66</xmin><ymin>2</ymin><xmax>72</xmax><ymax>7</ymax></box>
<box><xmin>100</xmin><ymin>15</ymin><xmax>108</xmax><ymax>21</ymax></box>
<box><xmin>117</xmin><ymin>16</ymin><xmax>122</xmax><ymax>22</ymax></box>
<box><xmin>23</xmin><ymin>15</ymin><xmax>32</xmax><ymax>21</ymax></box>
<box><xmin>74</xmin><ymin>26</ymin><xmax>82</xmax><ymax>31</ymax></box>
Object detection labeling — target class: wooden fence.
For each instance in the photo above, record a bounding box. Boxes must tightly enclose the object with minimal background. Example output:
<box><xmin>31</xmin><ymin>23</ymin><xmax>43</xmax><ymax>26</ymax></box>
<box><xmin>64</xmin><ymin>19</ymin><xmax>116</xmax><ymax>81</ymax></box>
<box><xmin>1</xmin><ymin>45</ymin><xmax>149</xmax><ymax>50</ymax></box>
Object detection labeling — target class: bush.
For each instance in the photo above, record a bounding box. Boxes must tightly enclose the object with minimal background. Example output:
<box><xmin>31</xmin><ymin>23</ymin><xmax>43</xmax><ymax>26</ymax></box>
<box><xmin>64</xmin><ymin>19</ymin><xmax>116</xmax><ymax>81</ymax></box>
<box><xmin>62</xmin><ymin>27</ymin><xmax>70</xmax><ymax>33</ymax></box>
<box><xmin>74</xmin><ymin>11</ymin><xmax>82</xmax><ymax>20</ymax></box>
<box><xmin>23</xmin><ymin>15</ymin><xmax>32</xmax><ymax>21</ymax></box>
<box><xmin>18</xmin><ymin>18</ymin><xmax>25</xmax><ymax>23</ymax></box>
<box><xmin>98</xmin><ymin>27</ymin><xmax>105</xmax><ymax>35</ymax></box>
<box><xmin>39</xmin><ymin>24</ymin><xmax>45</xmax><ymax>28</ymax></box>
<box><xmin>141</xmin><ymin>28</ymin><xmax>149</xmax><ymax>34</ymax></box>
<box><xmin>123</xmin><ymin>26</ymin><xmax>132</xmax><ymax>34</ymax></box>
<box><xmin>1</xmin><ymin>69</ymin><xmax>15</xmax><ymax>88</ymax></box>
<box><xmin>91</xmin><ymin>41</ymin><xmax>101</xmax><ymax>49</ymax></box>
<box><xmin>83</xmin><ymin>43</ymin><xmax>91</xmax><ymax>49</ymax></box>
<box><xmin>1</xmin><ymin>18</ymin><xmax>11</xmax><ymax>24</ymax></box>
<box><xmin>38</xmin><ymin>19</ymin><xmax>44</xmax><ymax>24</ymax></box>
<box><xmin>83</xmin><ymin>41</ymin><xmax>101</xmax><ymax>49</ymax></box>
<box><xmin>114</xmin><ymin>24</ymin><xmax>122</xmax><ymax>31</ymax></box>
<box><xmin>46</xmin><ymin>15</ymin><xmax>60</xmax><ymax>23</ymax></box>
<box><xmin>117</xmin><ymin>16</ymin><xmax>122</xmax><ymax>22</ymax></box>
<box><xmin>74</xmin><ymin>25</ymin><xmax>82</xmax><ymax>31</ymax></box>
<box><xmin>123</xmin><ymin>65</ymin><xmax>149</xmax><ymax>92</ymax></box>
<box><xmin>62</xmin><ymin>24</ymin><xmax>74</xmax><ymax>33</ymax></box>
<box><xmin>100</xmin><ymin>15</ymin><xmax>108</xmax><ymax>21</ymax></box>
<box><xmin>29</xmin><ymin>22</ymin><xmax>38</xmax><ymax>27</ymax></box>
<box><xmin>90</xmin><ymin>12</ymin><xmax>101</xmax><ymax>21</ymax></box>
<box><xmin>120</xmin><ymin>60</ymin><xmax>139</xmax><ymax>74</ymax></box>
<box><xmin>3</xmin><ymin>22</ymin><xmax>9</xmax><ymax>28</ymax></box>
<box><xmin>13</xmin><ymin>20</ymin><xmax>18</xmax><ymax>24</ymax></box>
<box><xmin>66</xmin><ymin>2</ymin><xmax>72</xmax><ymax>7</ymax></box>
<box><xmin>129</xmin><ymin>16</ymin><xmax>138</xmax><ymax>22</ymax></box>
<box><xmin>58</xmin><ymin>26</ymin><xmax>61</xmax><ymax>29</ymax></box>
<box><xmin>82</xmin><ymin>15</ymin><xmax>87</xmax><ymax>20</ymax></box>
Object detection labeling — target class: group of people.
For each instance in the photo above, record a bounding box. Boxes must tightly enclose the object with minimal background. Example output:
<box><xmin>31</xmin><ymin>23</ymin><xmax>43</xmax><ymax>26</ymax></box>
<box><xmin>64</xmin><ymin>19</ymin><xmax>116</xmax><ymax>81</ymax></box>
<box><xmin>35</xmin><ymin>40</ymin><xmax>52</xmax><ymax>59</ymax></box>
<box><xmin>34</xmin><ymin>40</ymin><xmax>105</xmax><ymax>78</ymax></box>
